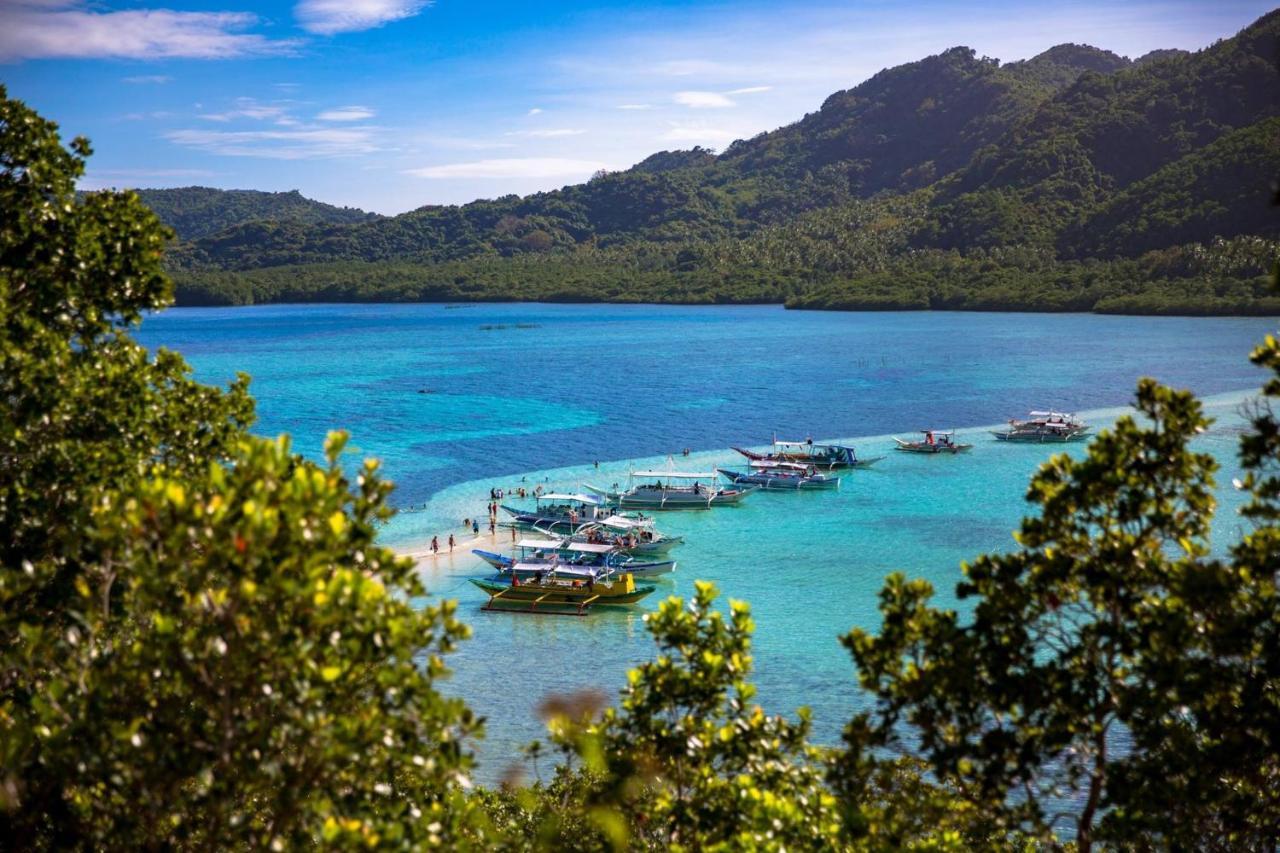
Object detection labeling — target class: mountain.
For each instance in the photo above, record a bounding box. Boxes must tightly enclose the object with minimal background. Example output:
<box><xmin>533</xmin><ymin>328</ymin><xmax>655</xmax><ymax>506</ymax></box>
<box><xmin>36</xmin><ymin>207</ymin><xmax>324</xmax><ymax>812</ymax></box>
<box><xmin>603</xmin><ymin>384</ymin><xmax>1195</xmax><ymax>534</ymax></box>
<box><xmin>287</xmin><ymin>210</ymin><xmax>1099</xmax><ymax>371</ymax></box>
<box><xmin>135</xmin><ymin>187</ymin><xmax>377</xmax><ymax>241</ymax></box>
<box><xmin>160</xmin><ymin>10</ymin><xmax>1280</xmax><ymax>315</ymax></box>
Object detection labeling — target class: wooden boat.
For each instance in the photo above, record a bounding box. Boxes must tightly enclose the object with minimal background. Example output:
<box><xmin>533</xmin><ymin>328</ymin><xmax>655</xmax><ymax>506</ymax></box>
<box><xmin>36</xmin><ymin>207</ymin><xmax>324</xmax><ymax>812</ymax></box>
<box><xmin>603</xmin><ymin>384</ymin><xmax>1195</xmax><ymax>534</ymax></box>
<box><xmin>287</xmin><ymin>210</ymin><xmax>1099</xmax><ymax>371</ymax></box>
<box><xmin>471</xmin><ymin>571</ymin><xmax>655</xmax><ymax>615</ymax></box>
<box><xmin>569</xmin><ymin>518</ymin><xmax>684</xmax><ymax>555</ymax></box>
<box><xmin>991</xmin><ymin>411</ymin><xmax>1090</xmax><ymax>442</ymax></box>
<box><xmin>584</xmin><ymin>468</ymin><xmax>755</xmax><ymax>510</ymax></box>
<box><xmin>734</xmin><ymin>437</ymin><xmax>882</xmax><ymax>470</ymax></box>
<box><xmin>893</xmin><ymin>430</ymin><xmax>973</xmax><ymax>454</ymax></box>
<box><xmin>716</xmin><ymin>463</ymin><xmax>840</xmax><ymax>491</ymax></box>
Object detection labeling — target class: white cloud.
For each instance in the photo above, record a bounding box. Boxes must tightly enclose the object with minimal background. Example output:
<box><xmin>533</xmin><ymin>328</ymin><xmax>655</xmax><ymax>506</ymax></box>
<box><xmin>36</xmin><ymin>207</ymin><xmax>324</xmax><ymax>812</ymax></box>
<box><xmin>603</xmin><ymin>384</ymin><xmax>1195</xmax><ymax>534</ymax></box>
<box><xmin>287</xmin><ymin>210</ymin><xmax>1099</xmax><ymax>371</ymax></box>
<box><xmin>405</xmin><ymin>158</ymin><xmax>610</xmax><ymax>179</ymax></box>
<box><xmin>674</xmin><ymin>90</ymin><xmax>735</xmax><ymax>109</ymax></box>
<box><xmin>294</xmin><ymin>0</ymin><xmax>430</xmax><ymax>35</ymax></box>
<box><xmin>726</xmin><ymin>85</ymin><xmax>772</xmax><ymax>95</ymax></box>
<box><xmin>123</xmin><ymin>74</ymin><xmax>172</xmax><ymax>84</ymax></box>
<box><xmin>0</xmin><ymin>2</ymin><xmax>299</xmax><ymax>61</ymax></box>
<box><xmin>318</xmin><ymin>105</ymin><xmax>376</xmax><ymax>121</ymax></box>
<box><xmin>166</xmin><ymin>126</ymin><xmax>379</xmax><ymax>160</ymax></box>
<box><xmin>617</xmin><ymin>103</ymin><xmax>653</xmax><ymax>110</ymax></box>
<box><xmin>506</xmin><ymin>128</ymin><xmax>586</xmax><ymax>138</ymax></box>
<box><xmin>527</xmin><ymin>107</ymin><xmax>543</xmax><ymax>116</ymax></box>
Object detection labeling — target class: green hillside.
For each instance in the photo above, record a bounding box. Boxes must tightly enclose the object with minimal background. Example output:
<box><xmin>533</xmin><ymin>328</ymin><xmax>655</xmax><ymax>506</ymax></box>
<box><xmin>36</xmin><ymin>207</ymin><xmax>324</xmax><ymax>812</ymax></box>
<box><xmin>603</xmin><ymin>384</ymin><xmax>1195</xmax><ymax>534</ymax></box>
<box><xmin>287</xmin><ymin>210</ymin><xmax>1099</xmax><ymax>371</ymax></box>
<box><xmin>159</xmin><ymin>10</ymin><xmax>1280</xmax><ymax>315</ymax></box>
<box><xmin>136</xmin><ymin>187</ymin><xmax>377</xmax><ymax>241</ymax></box>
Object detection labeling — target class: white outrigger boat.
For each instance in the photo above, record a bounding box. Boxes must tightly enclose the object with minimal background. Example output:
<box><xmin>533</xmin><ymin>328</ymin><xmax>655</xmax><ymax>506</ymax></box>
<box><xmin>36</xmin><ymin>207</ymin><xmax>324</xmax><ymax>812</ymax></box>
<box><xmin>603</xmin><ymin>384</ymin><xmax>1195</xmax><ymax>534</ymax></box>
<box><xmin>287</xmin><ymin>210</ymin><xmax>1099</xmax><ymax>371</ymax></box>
<box><xmin>991</xmin><ymin>411</ymin><xmax>1090</xmax><ymax>442</ymax></box>
<box><xmin>473</xmin><ymin>536</ymin><xmax>677</xmax><ymax>578</ymax></box>
<box><xmin>734</xmin><ymin>437</ymin><xmax>882</xmax><ymax>470</ymax></box>
<box><xmin>499</xmin><ymin>492</ymin><xmax>612</xmax><ymax>532</ymax></box>
<box><xmin>585</xmin><ymin>468</ymin><xmax>756</xmax><ymax>510</ymax></box>
<box><xmin>894</xmin><ymin>429</ymin><xmax>972</xmax><ymax>454</ymax></box>
<box><xmin>716</xmin><ymin>461</ymin><xmax>841</xmax><ymax>491</ymax></box>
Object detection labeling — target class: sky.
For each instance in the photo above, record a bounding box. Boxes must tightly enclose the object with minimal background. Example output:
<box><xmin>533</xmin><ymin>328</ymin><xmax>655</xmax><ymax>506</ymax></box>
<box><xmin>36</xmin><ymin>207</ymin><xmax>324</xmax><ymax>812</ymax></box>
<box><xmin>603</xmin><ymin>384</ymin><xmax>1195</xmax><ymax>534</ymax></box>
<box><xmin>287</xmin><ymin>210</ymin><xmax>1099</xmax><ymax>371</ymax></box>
<box><xmin>1</xmin><ymin>0</ymin><xmax>1272</xmax><ymax>214</ymax></box>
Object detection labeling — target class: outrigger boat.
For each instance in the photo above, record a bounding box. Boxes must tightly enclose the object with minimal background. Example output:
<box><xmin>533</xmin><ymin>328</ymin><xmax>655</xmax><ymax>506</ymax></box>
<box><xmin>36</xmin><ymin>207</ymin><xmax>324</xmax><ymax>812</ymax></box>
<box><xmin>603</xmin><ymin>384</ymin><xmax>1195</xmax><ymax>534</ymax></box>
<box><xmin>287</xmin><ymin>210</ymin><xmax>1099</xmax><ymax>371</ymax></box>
<box><xmin>733</xmin><ymin>437</ymin><xmax>882</xmax><ymax>470</ymax></box>
<box><xmin>472</xmin><ymin>536</ymin><xmax>677</xmax><ymax>578</ymax></box>
<box><xmin>471</xmin><ymin>571</ymin><xmax>654</xmax><ymax>616</ymax></box>
<box><xmin>585</xmin><ymin>468</ymin><xmax>755</xmax><ymax>510</ymax></box>
<box><xmin>716</xmin><ymin>462</ymin><xmax>841</xmax><ymax>491</ymax></box>
<box><xmin>894</xmin><ymin>430</ymin><xmax>972</xmax><ymax>454</ymax></box>
<box><xmin>499</xmin><ymin>493</ymin><xmax>612</xmax><ymax>532</ymax></box>
<box><xmin>991</xmin><ymin>411</ymin><xmax>1090</xmax><ymax>442</ymax></box>
<box><xmin>566</xmin><ymin>519</ymin><xmax>683</xmax><ymax>556</ymax></box>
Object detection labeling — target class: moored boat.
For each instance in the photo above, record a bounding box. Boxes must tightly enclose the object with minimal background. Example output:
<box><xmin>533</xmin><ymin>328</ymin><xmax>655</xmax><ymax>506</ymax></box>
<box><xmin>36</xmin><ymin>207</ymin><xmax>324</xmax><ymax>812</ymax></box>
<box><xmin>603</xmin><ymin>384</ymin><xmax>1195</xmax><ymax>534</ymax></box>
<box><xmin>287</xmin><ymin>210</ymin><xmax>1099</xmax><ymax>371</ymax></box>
<box><xmin>734</xmin><ymin>437</ymin><xmax>882</xmax><ymax>469</ymax></box>
<box><xmin>471</xmin><ymin>571</ymin><xmax>655</xmax><ymax>615</ymax></box>
<box><xmin>585</xmin><ymin>469</ymin><xmax>755</xmax><ymax>510</ymax></box>
<box><xmin>893</xmin><ymin>430</ymin><xmax>972</xmax><ymax>454</ymax></box>
<box><xmin>473</xmin><ymin>537</ymin><xmax>677</xmax><ymax>577</ymax></box>
<box><xmin>991</xmin><ymin>411</ymin><xmax>1090</xmax><ymax>442</ymax></box>
<box><xmin>717</xmin><ymin>462</ymin><xmax>840</xmax><ymax>491</ymax></box>
<box><xmin>499</xmin><ymin>492</ymin><xmax>612</xmax><ymax>532</ymax></box>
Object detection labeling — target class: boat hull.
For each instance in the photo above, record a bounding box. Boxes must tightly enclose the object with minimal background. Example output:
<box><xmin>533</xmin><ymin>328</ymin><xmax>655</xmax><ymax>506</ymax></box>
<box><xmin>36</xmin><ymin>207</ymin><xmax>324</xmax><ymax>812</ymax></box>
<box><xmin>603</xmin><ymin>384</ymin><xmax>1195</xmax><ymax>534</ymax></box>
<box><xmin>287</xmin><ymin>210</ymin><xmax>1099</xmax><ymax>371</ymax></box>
<box><xmin>719</xmin><ymin>469</ymin><xmax>840</xmax><ymax>490</ymax></box>
<box><xmin>471</xmin><ymin>549</ymin><xmax>676</xmax><ymax>577</ymax></box>
<box><xmin>893</xmin><ymin>439</ymin><xmax>973</xmax><ymax>454</ymax></box>
<box><xmin>470</xmin><ymin>577</ymin><xmax>655</xmax><ymax>606</ymax></box>
<box><xmin>991</xmin><ymin>429</ymin><xmax>1090</xmax><ymax>442</ymax></box>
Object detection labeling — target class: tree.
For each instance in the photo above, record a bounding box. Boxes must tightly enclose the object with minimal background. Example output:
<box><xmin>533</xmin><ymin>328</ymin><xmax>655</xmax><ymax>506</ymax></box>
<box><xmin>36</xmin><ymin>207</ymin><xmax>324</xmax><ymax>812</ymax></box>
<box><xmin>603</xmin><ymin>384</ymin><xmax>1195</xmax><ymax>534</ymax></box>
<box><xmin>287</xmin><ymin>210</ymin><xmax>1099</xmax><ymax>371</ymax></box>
<box><xmin>841</xmin><ymin>373</ymin><xmax>1280</xmax><ymax>848</ymax></box>
<box><xmin>0</xmin><ymin>86</ymin><xmax>484</xmax><ymax>848</ymax></box>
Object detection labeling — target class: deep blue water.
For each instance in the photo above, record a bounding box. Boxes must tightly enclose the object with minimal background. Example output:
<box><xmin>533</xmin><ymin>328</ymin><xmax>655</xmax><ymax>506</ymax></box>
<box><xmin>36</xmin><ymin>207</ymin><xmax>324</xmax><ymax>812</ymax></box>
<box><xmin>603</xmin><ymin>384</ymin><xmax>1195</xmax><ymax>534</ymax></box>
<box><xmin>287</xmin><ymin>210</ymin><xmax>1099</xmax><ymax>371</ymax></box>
<box><xmin>138</xmin><ymin>303</ymin><xmax>1276</xmax><ymax>780</ymax></box>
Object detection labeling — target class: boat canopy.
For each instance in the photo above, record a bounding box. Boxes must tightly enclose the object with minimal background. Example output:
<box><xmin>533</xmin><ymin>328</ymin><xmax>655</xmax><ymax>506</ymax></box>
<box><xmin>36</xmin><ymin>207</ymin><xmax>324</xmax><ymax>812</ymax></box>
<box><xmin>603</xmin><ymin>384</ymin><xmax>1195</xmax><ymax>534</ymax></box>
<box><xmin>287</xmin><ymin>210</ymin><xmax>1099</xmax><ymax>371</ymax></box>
<box><xmin>597</xmin><ymin>514</ymin><xmax>651</xmax><ymax>529</ymax></box>
<box><xmin>535</xmin><ymin>493</ymin><xmax>600</xmax><ymax>504</ymax></box>
<box><xmin>773</xmin><ymin>439</ymin><xmax>843</xmax><ymax>449</ymax></box>
<box><xmin>566</xmin><ymin>542</ymin><xmax>614</xmax><ymax>554</ymax></box>
<box><xmin>631</xmin><ymin>470</ymin><xmax>717</xmax><ymax>479</ymax></box>
<box><xmin>515</xmin><ymin>537</ymin><xmax>566</xmax><ymax>550</ymax></box>
<box><xmin>1028</xmin><ymin>410</ymin><xmax>1075</xmax><ymax>419</ymax></box>
<box><xmin>922</xmin><ymin>429</ymin><xmax>955</xmax><ymax>435</ymax></box>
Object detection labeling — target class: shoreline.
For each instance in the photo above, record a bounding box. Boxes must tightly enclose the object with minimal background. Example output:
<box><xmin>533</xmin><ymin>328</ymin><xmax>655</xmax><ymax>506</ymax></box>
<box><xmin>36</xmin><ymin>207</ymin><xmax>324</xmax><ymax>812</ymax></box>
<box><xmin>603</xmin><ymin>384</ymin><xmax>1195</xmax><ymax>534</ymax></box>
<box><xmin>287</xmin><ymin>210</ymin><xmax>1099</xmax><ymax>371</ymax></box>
<box><xmin>169</xmin><ymin>296</ymin><xmax>1280</xmax><ymax>320</ymax></box>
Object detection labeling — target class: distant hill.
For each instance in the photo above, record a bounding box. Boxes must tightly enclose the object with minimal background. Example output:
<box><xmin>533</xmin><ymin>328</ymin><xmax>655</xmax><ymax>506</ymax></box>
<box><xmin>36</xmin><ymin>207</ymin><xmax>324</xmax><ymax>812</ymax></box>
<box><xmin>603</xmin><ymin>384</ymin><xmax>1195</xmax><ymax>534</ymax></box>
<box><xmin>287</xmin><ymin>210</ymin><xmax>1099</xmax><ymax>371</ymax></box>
<box><xmin>135</xmin><ymin>187</ymin><xmax>377</xmax><ymax>242</ymax></box>
<box><xmin>159</xmin><ymin>10</ymin><xmax>1280</xmax><ymax>316</ymax></box>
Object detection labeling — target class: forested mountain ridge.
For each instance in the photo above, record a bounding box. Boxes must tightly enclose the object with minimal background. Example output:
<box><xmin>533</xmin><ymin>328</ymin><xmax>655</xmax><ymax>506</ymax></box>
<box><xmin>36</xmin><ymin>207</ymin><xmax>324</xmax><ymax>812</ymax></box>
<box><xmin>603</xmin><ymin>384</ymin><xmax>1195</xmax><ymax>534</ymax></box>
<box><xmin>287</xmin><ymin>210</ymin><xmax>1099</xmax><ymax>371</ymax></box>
<box><xmin>135</xmin><ymin>187</ymin><xmax>378</xmax><ymax>241</ymax></box>
<box><xmin>160</xmin><ymin>10</ymin><xmax>1280</xmax><ymax>314</ymax></box>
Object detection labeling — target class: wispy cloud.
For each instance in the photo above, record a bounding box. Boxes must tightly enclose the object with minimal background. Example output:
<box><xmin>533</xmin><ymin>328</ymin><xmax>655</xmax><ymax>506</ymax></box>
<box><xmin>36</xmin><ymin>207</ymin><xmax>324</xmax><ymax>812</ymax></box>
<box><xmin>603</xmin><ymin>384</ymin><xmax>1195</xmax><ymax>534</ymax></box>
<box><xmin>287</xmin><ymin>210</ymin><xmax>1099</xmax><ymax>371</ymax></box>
<box><xmin>617</xmin><ymin>103</ymin><xmax>653</xmax><ymax>110</ymax></box>
<box><xmin>674</xmin><ymin>90</ymin><xmax>735</xmax><ymax>109</ymax></box>
<box><xmin>317</xmin><ymin>105</ymin><xmax>375</xmax><ymax>121</ymax></box>
<box><xmin>527</xmin><ymin>107</ymin><xmax>543</xmax><ymax>116</ymax></box>
<box><xmin>166</xmin><ymin>126</ymin><xmax>379</xmax><ymax>160</ymax></box>
<box><xmin>123</xmin><ymin>74</ymin><xmax>172</xmax><ymax>84</ymax></box>
<box><xmin>294</xmin><ymin>0</ymin><xmax>430</xmax><ymax>35</ymax></box>
<box><xmin>726</xmin><ymin>85</ymin><xmax>772</xmax><ymax>95</ymax></box>
<box><xmin>0</xmin><ymin>2</ymin><xmax>299</xmax><ymax>61</ymax></box>
<box><xmin>405</xmin><ymin>157</ymin><xmax>610</xmax><ymax>179</ymax></box>
<box><xmin>506</xmin><ymin>128</ymin><xmax>586</xmax><ymax>138</ymax></box>
<box><xmin>199</xmin><ymin>98</ymin><xmax>291</xmax><ymax>122</ymax></box>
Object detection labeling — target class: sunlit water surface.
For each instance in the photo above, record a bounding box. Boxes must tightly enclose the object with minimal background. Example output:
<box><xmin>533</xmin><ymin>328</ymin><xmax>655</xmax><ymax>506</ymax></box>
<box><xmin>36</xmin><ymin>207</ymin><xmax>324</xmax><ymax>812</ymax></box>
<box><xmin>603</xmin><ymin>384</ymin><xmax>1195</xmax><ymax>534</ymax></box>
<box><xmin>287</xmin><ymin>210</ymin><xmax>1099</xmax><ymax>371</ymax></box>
<box><xmin>139</xmin><ymin>303</ymin><xmax>1274</xmax><ymax>780</ymax></box>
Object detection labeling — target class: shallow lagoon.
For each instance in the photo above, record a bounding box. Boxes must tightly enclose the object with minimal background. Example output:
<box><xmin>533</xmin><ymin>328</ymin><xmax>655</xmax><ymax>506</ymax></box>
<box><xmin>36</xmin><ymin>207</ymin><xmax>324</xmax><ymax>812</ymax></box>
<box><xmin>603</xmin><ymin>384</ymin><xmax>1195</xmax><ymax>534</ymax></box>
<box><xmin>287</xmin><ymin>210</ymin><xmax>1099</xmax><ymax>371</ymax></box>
<box><xmin>139</xmin><ymin>304</ymin><xmax>1275</xmax><ymax>776</ymax></box>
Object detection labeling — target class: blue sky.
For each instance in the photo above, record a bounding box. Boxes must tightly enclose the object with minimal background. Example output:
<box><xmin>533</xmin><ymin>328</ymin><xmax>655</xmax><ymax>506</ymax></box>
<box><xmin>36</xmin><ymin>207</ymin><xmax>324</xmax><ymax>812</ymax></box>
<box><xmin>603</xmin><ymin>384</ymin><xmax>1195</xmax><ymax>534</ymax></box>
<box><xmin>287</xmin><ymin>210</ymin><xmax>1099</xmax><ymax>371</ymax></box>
<box><xmin>2</xmin><ymin>0</ymin><xmax>1270</xmax><ymax>214</ymax></box>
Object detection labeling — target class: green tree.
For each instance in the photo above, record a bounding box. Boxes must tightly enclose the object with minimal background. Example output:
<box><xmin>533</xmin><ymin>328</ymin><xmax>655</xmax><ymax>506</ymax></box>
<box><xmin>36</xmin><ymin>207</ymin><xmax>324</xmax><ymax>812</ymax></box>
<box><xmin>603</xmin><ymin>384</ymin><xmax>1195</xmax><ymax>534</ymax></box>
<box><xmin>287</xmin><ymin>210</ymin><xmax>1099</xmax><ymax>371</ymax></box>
<box><xmin>841</xmin><ymin>375</ymin><xmax>1280</xmax><ymax>848</ymax></box>
<box><xmin>0</xmin><ymin>86</ymin><xmax>484</xmax><ymax>848</ymax></box>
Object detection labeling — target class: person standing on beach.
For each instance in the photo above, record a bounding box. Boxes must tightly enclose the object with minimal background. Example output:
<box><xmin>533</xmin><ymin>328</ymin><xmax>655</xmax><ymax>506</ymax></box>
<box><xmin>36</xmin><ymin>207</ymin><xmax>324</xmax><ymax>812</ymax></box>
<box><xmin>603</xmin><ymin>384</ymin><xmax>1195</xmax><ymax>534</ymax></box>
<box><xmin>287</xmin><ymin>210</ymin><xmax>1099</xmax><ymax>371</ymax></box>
<box><xmin>489</xmin><ymin>518</ymin><xmax>496</xmax><ymax>535</ymax></box>
<box><xmin>472</xmin><ymin>519</ymin><xmax>479</xmax><ymax>535</ymax></box>
<box><xmin>431</xmin><ymin>536</ymin><xmax>439</xmax><ymax>554</ymax></box>
<box><xmin>448</xmin><ymin>534</ymin><xmax>455</xmax><ymax>552</ymax></box>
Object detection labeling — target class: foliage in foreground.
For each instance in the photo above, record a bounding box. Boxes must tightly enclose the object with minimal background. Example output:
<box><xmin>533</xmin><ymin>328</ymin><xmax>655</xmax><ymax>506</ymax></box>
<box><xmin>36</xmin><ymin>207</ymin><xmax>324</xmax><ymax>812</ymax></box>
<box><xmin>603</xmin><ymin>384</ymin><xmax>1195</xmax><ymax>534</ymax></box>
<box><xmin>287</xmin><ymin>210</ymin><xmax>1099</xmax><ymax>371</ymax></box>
<box><xmin>4</xmin><ymin>85</ymin><xmax>1280</xmax><ymax>851</ymax></box>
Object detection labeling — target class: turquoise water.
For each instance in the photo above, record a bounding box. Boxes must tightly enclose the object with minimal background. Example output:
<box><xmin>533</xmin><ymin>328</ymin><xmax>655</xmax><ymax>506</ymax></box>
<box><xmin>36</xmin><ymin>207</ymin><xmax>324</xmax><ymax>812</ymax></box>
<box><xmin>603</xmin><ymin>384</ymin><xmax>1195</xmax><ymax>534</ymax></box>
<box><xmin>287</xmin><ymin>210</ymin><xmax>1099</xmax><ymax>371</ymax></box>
<box><xmin>138</xmin><ymin>304</ymin><xmax>1275</xmax><ymax>779</ymax></box>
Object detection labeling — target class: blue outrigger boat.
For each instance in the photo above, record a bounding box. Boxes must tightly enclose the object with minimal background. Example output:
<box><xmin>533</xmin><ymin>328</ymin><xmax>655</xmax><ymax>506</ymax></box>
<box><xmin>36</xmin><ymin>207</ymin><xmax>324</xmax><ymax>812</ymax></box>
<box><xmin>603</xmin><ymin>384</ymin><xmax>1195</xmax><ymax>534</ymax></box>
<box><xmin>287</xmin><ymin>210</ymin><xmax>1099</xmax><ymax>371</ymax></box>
<box><xmin>716</xmin><ymin>462</ymin><xmax>841</xmax><ymax>491</ymax></box>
